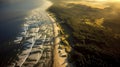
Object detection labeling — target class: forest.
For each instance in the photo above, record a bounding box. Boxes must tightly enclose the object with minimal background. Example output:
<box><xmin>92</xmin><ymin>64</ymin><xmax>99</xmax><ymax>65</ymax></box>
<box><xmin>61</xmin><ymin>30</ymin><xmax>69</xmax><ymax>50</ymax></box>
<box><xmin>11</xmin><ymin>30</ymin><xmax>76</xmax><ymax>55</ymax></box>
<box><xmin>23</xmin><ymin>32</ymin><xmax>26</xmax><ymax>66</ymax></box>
<box><xmin>48</xmin><ymin>0</ymin><xmax>120</xmax><ymax>67</ymax></box>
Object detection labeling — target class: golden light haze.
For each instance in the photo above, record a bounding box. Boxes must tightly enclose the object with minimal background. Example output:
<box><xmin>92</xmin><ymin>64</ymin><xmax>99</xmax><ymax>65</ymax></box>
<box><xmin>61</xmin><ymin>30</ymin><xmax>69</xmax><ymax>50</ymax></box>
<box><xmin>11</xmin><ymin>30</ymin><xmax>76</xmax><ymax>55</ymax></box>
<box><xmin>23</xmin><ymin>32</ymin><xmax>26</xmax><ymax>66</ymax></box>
<box><xmin>98</xmin><ymin>0</ymin><xmax>120</xmax><ymax>2</ymax></box>
<box><xmin>109</xmin><ymin>0</ymin><xmax>120</xmax><ymax>2</ymax></box>
<box><xmin>91</xmin><ymin>0</ymin><xmax>120</xmax><ymax>2</ymax></box>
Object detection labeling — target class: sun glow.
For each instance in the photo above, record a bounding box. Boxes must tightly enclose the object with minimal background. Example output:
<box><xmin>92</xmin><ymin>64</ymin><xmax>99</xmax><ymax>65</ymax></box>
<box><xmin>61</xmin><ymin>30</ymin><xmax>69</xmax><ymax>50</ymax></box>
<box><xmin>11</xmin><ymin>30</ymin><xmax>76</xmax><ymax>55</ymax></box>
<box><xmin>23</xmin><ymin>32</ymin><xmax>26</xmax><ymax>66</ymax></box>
<box><xmin>110</xmin><ymin>0</ymin><xmax>120</xmax><ymax>2</ymax></box>
<box><xmin>97</xmin><ymin>0</ymin><xmax>107</xmax><ymax>1</ymax></box>
<box><xmin>101</xmin><ymin>0</ymin><xmax>120</xmax><ymax>2</ymax></box>
<box><xmin>94</xmin><ymin>0</ymin><xmax>120</xmax><ymax>2</ymax></box>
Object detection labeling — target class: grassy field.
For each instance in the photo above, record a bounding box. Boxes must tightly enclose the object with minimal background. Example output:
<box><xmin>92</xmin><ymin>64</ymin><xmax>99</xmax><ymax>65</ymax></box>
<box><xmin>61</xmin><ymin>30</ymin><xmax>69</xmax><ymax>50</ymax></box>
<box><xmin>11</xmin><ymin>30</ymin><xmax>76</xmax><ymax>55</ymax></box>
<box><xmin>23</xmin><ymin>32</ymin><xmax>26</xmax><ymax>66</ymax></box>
<box><xmin>48</xmin><ymin>0</ymin><xmax>120</xmax><ymax>67</ymax></box>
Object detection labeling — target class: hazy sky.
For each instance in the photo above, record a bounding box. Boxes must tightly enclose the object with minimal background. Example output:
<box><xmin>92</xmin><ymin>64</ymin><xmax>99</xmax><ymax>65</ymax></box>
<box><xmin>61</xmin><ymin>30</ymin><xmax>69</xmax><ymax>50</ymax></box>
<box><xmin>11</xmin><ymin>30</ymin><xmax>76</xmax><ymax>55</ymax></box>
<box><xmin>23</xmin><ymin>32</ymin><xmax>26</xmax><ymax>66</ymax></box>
<box><xmin>98</xmin><ymin>0</ymin><xmax>120</xmax><ymax>2</ymax></box>
<box><xmin>88</xmin><ymin>0</ymin><xmax>120</xmax><ymax>2</ymax></box>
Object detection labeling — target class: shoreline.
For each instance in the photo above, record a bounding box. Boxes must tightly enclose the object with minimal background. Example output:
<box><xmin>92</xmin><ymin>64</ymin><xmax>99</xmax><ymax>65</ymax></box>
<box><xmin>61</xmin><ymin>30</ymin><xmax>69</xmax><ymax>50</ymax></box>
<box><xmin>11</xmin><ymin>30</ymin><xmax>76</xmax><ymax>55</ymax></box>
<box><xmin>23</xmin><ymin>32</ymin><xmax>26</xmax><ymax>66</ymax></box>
<box><xmin>47</xmin><ymin>11</ymin><xmax>70</xmax><ymax>67</ymax></box>
<box><xmin>0</xmin><ymin>0</ymin><xmax>51</xmax><ymax>66</ymax></box>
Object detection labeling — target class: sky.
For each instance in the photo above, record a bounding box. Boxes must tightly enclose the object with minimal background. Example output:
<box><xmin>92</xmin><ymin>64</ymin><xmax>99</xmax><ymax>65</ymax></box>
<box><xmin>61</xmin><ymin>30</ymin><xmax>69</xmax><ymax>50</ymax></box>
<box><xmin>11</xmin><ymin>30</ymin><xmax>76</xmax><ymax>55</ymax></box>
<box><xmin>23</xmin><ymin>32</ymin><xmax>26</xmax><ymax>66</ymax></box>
<box><xmin>99</xmin><ymin>0</ymin><xmax>120</xmax><ymax>2</ymax></box>
<box><xmin>88</xmin><ymin>0</ymin><xmax>120</xmax><ymax>2</ymax></box>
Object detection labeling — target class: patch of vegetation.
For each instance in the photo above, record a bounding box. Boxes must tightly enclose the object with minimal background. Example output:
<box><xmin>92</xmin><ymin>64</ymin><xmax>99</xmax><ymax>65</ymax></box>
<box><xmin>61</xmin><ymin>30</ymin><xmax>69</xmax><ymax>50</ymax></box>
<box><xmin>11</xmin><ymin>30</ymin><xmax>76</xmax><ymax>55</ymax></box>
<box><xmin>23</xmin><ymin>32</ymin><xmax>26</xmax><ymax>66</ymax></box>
<box><xmin>48</xmin><ymin>1</ymin><xmax>120</xmax><ymax>67</ymax></box>
<box><xmin>58</xmin><ymin>22</ymin><xmax>71</xmax><ymax>53</ymax></box>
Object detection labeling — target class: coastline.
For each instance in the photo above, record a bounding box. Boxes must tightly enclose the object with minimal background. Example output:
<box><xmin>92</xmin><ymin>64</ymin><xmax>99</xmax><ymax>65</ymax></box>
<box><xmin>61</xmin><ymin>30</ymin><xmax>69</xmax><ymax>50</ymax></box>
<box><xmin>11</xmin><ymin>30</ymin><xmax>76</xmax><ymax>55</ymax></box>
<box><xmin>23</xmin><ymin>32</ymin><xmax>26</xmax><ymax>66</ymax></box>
<box><xmin>47</xmin><ymin>11</ymin><xmax>70</xmax><ymax>67</ymax></box>
<box><xmin>0</xmin><ymin>0</ymin><xmax>54</xmax><ymax>67</ymax></box>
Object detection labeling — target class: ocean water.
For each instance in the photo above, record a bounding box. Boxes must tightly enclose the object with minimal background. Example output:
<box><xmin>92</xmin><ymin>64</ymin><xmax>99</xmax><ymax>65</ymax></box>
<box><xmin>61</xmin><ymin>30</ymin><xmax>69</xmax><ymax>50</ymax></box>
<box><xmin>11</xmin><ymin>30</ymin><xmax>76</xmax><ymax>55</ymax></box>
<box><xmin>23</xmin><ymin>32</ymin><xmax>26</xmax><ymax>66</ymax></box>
<box><xmin>0</xmin><ymin>0</ymin><xmax>43</xmax><ymax>43</ymax></box>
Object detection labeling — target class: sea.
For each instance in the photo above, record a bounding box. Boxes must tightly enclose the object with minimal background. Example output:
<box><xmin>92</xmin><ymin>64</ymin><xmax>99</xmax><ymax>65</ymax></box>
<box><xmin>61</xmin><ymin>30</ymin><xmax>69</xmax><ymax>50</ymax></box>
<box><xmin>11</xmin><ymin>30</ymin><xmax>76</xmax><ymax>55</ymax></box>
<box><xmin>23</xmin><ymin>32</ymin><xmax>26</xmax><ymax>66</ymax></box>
<box><xmin>0</xmin><ymin>0</ymin><xmax>43</xmax><ymax>43</ymax></box>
